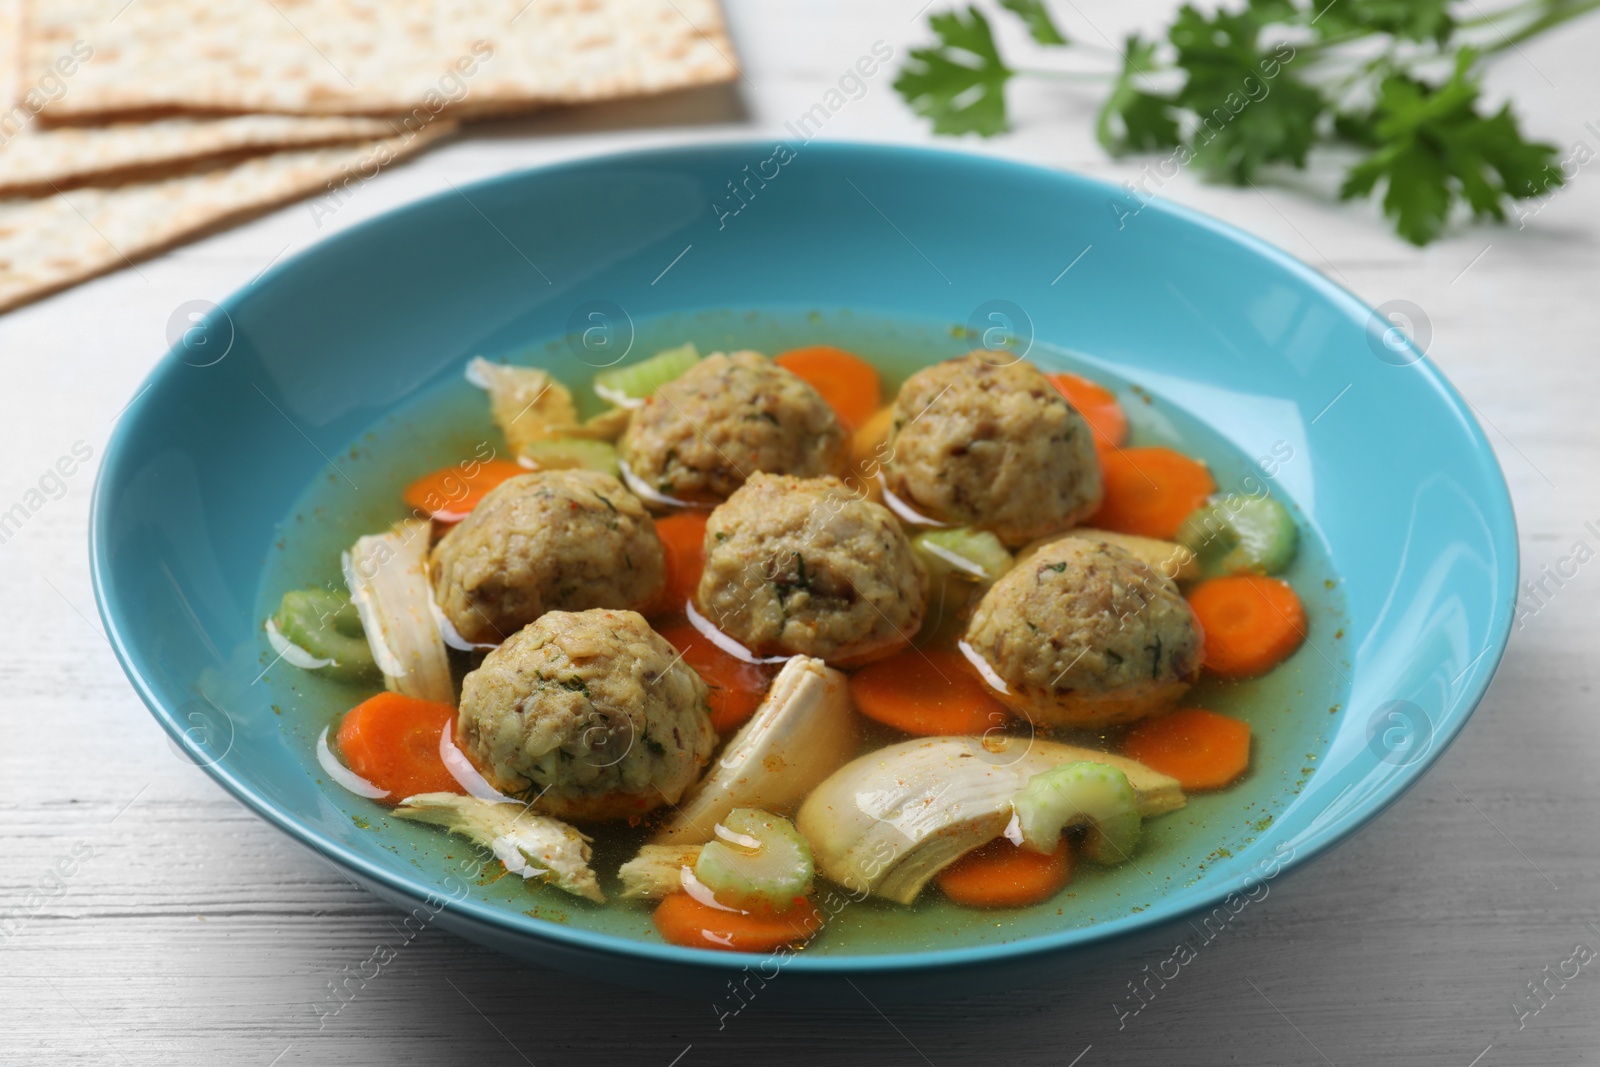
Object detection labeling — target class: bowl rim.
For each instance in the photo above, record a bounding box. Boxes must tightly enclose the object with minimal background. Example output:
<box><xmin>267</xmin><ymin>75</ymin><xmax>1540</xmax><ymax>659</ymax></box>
<box><xmin>90</xmin><ymin>138</ymin><xmax>1518</xmax><ymax>976</ymax></box>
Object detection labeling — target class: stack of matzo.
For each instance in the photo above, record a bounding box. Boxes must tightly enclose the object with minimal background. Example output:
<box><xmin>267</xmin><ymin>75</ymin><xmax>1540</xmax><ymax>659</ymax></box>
<box><xmin>0</xmin><ymin>0</ymin><xmax>738</xmax><ymax>312</ymax></box>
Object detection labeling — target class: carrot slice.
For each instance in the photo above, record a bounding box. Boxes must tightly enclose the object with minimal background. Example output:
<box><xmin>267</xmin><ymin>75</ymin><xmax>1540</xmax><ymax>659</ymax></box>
<box><xmin>1091</xmin><ymin>446</ymin><xmax>1216</xmax><ymax>540</ymax></box>
<box><xmin>652</xmin><ymin>511</ymin><xmax>710</xmax><ymax>618</ymax></box>
<box><xmin>775</xmin><ymin>347</ymin><xmax>882</xmax><ymax>431</ymax></box>
<box><xmin>936</xmin><ymin>836</ymin><xmax>1073</xmax><ymax>909</ymax></box>
<box><xmin>1048</xmin><ymin>372</ymin><xmax>1128</xmax><ymax>451</ymax></box>
<box><xmin>841</xmin><ymin>405</ymin><xmax>895</xmax><ymax>501</ymax></box>
<box><xmin>1121</xmin><ymin>707</ymin><xmax>1251</xmax><ymax>790</ymax></box>
<box><xmin>402</xmin><ymin>458</ymin><xmax>525</xmax><ymax>523</ymax></box>
<box><xmin>850</xmin><ymin>405</ymin><xmax>894</xmax><ymax>474</ymax></box>
<box><xmin>1188</xmin><ymin>574</ymin><xmax>1306</xmax><ymax>677</ymax></box>
<box><xmin>335</xmin><ymin>692</ymin><xmax>462</xmax><ymax>801</ymax></box>
<box><xmin>849</xmin><ymin>647</ymin><xmax>1010</xmax><ymax>736</ymax></box>
<box><xmin>656</xmin><ymin>618</ymin><xmax>773</xmax><ymax>733</ymax></box>
<box><xmin>653</xmin><ymin>892</ymin><xmax>825</xmax><ymax>952</ymax></box>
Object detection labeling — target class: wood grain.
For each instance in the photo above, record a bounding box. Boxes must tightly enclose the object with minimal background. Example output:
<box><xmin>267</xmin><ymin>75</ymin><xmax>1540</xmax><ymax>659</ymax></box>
<box><xmin>2</xmin><ymin>1</ymin><xmax>1598</xmax><ymax>1063</ymax></box>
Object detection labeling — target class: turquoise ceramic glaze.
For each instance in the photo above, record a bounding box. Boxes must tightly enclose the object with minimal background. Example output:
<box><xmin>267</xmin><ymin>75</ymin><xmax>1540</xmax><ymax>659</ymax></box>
<box><xmin>90</xmin><ymin>142</ymin><xmax>1516</xmax><ymax>998</ymax></box>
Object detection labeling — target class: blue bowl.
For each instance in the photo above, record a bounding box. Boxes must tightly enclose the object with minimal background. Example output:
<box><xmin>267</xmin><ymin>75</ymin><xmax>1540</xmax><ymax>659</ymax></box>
<box><xmin>90</xmin><ymin>141</ymin><xmax>1515</xmax><ymax>998</ymax></box>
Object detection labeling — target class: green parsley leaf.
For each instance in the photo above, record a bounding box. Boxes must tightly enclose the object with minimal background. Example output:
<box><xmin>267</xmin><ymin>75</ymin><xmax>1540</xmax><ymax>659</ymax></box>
<box><xmin>895</xmin><ymin>6</ymin><xmax>1015</xmax><ymax>137</ymax></box>
<box><xmin>899</xmin><ymin>0</ymin><xmax>1578</xmax><ymax>246</ymax></box>
<box><xmin>1244</xmin><ymin>0</ymin><xmax>1300</xmax><ymax>24</ymax></box>
<box><xmin>1332</xmin><ymin>108</ymin><xmax>1382</xmax><ymax>147</ymax></box>
<box><xmin>1096</xmin><ymin>34</ymin><xmax>1181</xmax><ymax>154</ymax></box>
<box><xmin>999</xmin><ymin>0</ymin><xmax>1068</xmax><ymax>46</ymax></box>
<box><xmin>1169</xmin><ymin>3</ymin><xmax>1324</xmax><ymax>181</ymax></box>
<box><xmin>1340</xmin><ymin>50</ymin><xmax>1563</xmax><ymax>244</ymax></box>
<box><xmin>1309</xmin><ymin>0</ymin><xmax>1454</xmax><ymax>43</ymax></box>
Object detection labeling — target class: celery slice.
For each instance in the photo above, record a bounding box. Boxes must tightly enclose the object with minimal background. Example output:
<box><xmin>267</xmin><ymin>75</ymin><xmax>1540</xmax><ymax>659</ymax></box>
<box><xmin>271</xmin><ymin>587</ymin><xmax>378</xmax><ymax>680</ymax></box>
<box><xmin>1011</xmin><ymin>762</ymin><xmax>1142</xmax><ymax>865</ymax></box>
<box><xmin>1178</xmin><ymin>494</ymin><xmax>1298</xmax><ymax>577</ymax></box>
<box><xmin>518</xmin><ymin>438</ymin><xmax>620</xmax><ymax>477</ymax></box>
<box><xmin>912</xmin><ymin>527</ymin><xmax>1013</xmax><ymax>584</ymax></box>
<box><xmin>592</xmin><ymin>343</ymin><xmax>700</xmax><ymax>407</ymax></box>
<box><xmin>693</xmin><ymin>808</ymin><xmax>814</xmax><ymax>912</ymax></box>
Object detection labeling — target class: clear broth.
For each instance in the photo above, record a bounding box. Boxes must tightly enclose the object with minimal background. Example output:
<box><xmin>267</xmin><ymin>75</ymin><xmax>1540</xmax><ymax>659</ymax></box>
<box><xmin>251</xmin><ymin>307</ymin><xmax>1348</xmax><ymax>954</ymax></box>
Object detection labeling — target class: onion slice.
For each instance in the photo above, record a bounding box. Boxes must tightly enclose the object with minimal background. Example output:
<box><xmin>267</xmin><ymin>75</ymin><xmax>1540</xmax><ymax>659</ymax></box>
<box><xmin>264</xmin><ymin>616</ymin><xmax>334</xmax><ymax>670</ymax></box>
<box><xmin>617</xmin><ymin>457</ymin><xmax>715</xmax><ymax>512</ymax></box>
<box><xmin>684</xmin><ymin>600</ymin><xmax>790</xmax><ymax>666</ymax></box>
<box><xmin>428</xmin><ymin>585</ymin><xmax>498</xmax><ymax>653</ymax></box>
<box><xmin>876</xmin><ymin>469</ymin><xmax>948</xmax><ymax>528</ymax></box>
<box><xmin>957</xmin><ymin>638</ymin><xmax>1011</xmax><ymax>695</ymax></box>
<box><xmin>316</xmin><ymin>726</ymin><xmax>389</xmax><ymax>800</ymax></box>
<box><xmin>439</xmin><ymin>720</ymin><xmax>514</xmax><ymax>803</ymax></box>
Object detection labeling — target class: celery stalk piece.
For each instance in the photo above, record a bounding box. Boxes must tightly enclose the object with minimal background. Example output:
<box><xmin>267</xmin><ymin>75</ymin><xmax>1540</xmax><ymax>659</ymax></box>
<box><xmin>394</xmin><ymin>793</ymin><xmax>603</xmax><ymax>903</ymax></box>
<box><xmin>1011</xmin><ymin>762</ymin><xmax>1142</xmax><ymax>865</ymax></box>
<box><xmin>270</xmin><ymin>587</ymin><xmax>378</xmax><ymax>680</ymax></box>
<box><xmin>341</xmin><ymin>519</ymin><xmax>454</xmax><ymax>705</ymax></box>
<box><xmin>517</xmin><ymin>438</ymin><xmax>620</xmax><ymax>477</ymax></box>
<box><xmin>1177</xmin><ymin>494</ymin><xmax>1298</xmax><ymax>577</ymax></box>
<box><xmin>592</xmin><ymin>343</ymin><xmax>700</xmax><ymax>408</ymax></box>
<box><xmin>693</xmin><ymin>808</ymin><xmax>814</xmax><ymax>912</ymax></box>
<box><xmin>912</xmin><ymin>526</ymin><xmax>1014</xmax><ymax>584</ymax></box>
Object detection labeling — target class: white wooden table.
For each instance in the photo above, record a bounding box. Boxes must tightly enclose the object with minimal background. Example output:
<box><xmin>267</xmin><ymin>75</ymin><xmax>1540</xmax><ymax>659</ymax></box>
<box><xmin>4</xmin><ymin>2</ymin><xmax>1599</xmax><ymax>1063</ymax></box>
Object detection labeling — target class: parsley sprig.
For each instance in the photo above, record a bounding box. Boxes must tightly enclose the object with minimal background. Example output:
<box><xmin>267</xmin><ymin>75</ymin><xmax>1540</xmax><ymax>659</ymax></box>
<box><xmin>895</xmin><ymin>0</ymin><xmax>1594</xmax><ymax>244</ymax></box>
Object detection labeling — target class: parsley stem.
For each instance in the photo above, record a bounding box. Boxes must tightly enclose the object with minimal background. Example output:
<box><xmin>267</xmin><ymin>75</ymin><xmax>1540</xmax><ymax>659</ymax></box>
<box><xmin>1321</xmin><ymin>54</ymin><xmax>1388</xmax><ymax>97</ymax></box>
<box><xmin>1459</xmin><ymin>0</ymin><xmax>1571</xmax><ymax>27</ymax></box>
<box><xmin>1014</xmin><ymin>68</ymin><xmax>1118</xmax><ymax>81</ymax></box>
<box><xmin>898</xmin><ymin>0</ymin><xmax>1583</xmax><ymax>246</ymax></box>
<box><xmin>1480</xmin><ymin>0</ymin><xmax>1600</xmax><ymax>50</ymax></box>
<box><xmin>1293</xmin><ymin>28</ymin><xmax>1386</xmax><ymax>56</ymax></box>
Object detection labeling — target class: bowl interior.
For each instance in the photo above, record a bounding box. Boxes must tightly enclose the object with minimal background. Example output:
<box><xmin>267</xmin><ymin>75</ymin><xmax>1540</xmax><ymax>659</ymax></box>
<box><xmin>92</xmin><ymin>142</ymin><xmax>1515</xmax><ymax>974</ymax></box>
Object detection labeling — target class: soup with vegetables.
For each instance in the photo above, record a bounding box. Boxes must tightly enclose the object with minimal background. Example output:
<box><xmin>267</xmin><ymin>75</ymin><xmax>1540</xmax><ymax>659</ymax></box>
<box><xmin>263</xmin><ymin>320</ymin><xmax>1332</xmax><ymax>956</ymax></box>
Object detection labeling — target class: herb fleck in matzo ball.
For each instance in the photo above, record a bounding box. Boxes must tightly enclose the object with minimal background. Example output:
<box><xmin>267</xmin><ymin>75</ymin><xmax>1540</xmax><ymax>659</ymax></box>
<box><xmin>430</xmin><ymin>470</ymin><xmax>663</xmax><ymax>645</ymax></box>
<box><xmin>963</xmin><ymin>537</ymin><xmax>1200</xmax><ymax>727</ymax></box>
<box><xmin>884</xmin><ymin>353</ymin><xmax>1101</xmax><ymax>546</ymax></box>
<box><xmin>619</xmin><ymin>351</ymin><xmax>846</xmax><ymax>503</ymax></box>
<box><xmin>457</xmin><ymin>610</ymin><xmax>714</xmax><ymax>821</ymax></box>
<box><xmin>695</xmin><ymin>473</ymin><xmax>924</xmax><ymax>664</ymax></box>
